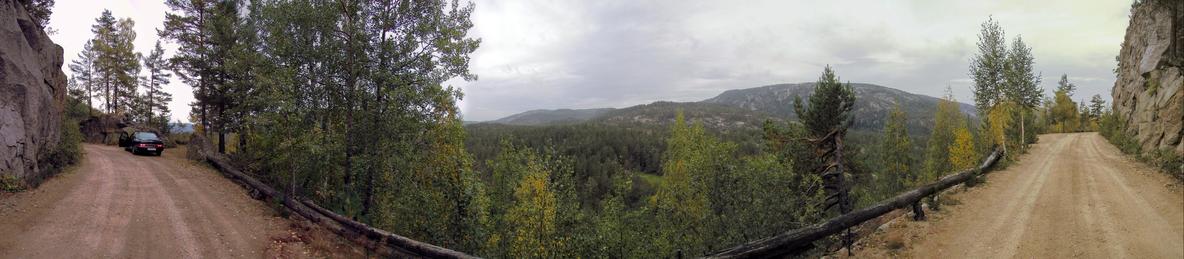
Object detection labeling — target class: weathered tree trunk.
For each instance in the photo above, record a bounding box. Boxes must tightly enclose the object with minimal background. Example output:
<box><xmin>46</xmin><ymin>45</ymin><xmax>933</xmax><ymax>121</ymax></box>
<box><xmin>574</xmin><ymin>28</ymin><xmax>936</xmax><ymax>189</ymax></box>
<box><xmin>1020</xmin><ymin>112</ymin><xmax>1026</xmax><ymax>146</ymax></box>
<box><xmin>911</xmin><ymin>202</ymin><xmax>925</xmax><ymax>220</ymax></box>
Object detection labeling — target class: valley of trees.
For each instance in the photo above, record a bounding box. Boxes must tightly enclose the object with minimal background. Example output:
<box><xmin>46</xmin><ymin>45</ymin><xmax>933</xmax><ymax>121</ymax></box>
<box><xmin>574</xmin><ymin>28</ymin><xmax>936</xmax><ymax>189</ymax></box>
<box><xmin>52</xmin><ymin>0</ymin><xmax>1120</xmax><ymax>257</ymax></box>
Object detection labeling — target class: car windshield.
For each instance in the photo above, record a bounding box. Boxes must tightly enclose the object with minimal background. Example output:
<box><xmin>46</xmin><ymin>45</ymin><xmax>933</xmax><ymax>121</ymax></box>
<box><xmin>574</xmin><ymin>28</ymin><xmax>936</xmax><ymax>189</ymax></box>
<box><xmin>134</xmin><ymin>132</ymin><xmax>159</xmax><ymax>141</ymax></box>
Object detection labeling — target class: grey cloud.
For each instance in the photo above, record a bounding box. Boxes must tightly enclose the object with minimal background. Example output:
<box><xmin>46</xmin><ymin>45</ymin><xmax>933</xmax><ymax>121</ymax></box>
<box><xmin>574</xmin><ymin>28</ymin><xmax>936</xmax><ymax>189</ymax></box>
<box><xmin>458</xmin><ymin>0</ymin><xmax>1129</xmax><ymax>121</ymax></box>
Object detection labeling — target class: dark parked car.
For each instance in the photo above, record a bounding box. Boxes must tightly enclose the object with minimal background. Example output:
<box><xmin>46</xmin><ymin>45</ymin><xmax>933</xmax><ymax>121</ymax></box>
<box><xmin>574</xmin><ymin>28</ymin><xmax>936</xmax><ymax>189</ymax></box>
<box><xmin>120</xmin><ymin>131</ymin><xmax>165</xmax><ymax>156</ymax></box>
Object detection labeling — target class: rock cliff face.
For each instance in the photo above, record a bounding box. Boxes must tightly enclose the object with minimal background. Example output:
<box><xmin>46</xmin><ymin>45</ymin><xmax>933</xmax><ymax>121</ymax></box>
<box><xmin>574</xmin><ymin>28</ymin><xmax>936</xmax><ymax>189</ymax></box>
<box><xmin>0</xmin><ymin>0</ymin><xmax>67</xmax><ymax>181</ymax></box>
<box><xmin>1112</xmin><ymin>0</ymin><xmax>1184</xmax><ymax>155</ymax></box>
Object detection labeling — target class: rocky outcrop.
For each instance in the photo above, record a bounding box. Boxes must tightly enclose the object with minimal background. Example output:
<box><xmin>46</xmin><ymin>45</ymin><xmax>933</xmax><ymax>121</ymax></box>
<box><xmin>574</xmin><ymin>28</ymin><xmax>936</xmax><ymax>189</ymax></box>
<box><xmin>79</xmin><ymin>114</ymin><xmax>129</xmax><ymax>144</ymax></box>
<box><xmin>1112</xmin><ymin>0</ymin><xmax>1184</xmax><ymax>155</ymax></box>
<box><xmin>0</xmin><ymin>0</ymin><xmax>68</xmax><ymax>182</ymax></box>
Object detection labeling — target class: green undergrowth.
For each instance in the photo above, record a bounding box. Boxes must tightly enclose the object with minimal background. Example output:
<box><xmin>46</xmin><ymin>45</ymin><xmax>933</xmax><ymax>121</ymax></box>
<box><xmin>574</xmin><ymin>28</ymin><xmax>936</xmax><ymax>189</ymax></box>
<box><xmin>1</xmin><ymin>174</ymin><xmax>26</xmax><ymax>193</ymax></box>
<box><xmin>1099</xmin><ymin>112</ymin><xmax>1183</xmax><ymax>180</ymax></box>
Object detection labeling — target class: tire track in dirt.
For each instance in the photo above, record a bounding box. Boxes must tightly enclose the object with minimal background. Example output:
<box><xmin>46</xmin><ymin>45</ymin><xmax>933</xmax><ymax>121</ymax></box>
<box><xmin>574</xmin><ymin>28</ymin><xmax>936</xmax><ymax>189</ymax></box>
<box><xmin>142</xmin><ymin>155</ymin><xmax>254</xmax><ymax>258</ymax></box>
<box><xmin>963</xmin><ymin>133</ymin><xmax>1069</xmax><ymax>258</ymax></box>
<box><xmin>1080</xmin><ymin>143</ymin><xmax>1126</xmax><ymax>258</ymax></box>
<box><xmin>133</xmin><ymin>154</ymin><xmax>203</xmax><ymax>258</ymax></box>
<box><xmin>1082</xmin><ymin>134</ymin><xmax>1184</xmax><ymax>258</ymax></box>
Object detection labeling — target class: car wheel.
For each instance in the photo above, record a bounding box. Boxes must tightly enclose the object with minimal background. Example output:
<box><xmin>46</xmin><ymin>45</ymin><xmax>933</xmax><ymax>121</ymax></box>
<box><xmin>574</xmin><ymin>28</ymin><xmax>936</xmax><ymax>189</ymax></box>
<box><xmin>156</xmin><ymin>151</ymin><xmax>163</xmax><ymax>156</ymax></box>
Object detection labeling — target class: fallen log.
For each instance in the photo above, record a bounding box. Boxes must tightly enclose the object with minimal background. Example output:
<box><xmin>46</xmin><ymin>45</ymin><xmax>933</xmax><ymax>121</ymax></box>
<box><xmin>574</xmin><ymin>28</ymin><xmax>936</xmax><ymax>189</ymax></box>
<box><xmin>200</xmin><ymin>149</ymin><xmax>356</xmax><ymax>242</ymax></box>
<box><xmin>706</xmin><ymin>148</ymin><xmax>1003</xmax><ymax>258</ymax></box>
<box><xmin>188</xmin><ymin>135</ymin><xmax>476</xmax><ymax>258</ymax></box>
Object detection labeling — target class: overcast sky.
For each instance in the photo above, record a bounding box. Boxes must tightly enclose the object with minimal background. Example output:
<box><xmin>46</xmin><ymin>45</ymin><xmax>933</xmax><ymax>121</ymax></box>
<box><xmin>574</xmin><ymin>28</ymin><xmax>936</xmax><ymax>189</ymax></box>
<box><xmin>49</xmin><ymin>0</ymin><xmax>1133</xmax><ymax>122</ymax></box>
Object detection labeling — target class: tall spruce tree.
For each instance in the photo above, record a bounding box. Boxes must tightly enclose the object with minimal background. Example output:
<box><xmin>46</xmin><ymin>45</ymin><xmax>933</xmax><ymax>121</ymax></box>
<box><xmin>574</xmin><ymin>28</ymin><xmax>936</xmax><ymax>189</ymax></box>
<box><xmin>1056</xmin><ymin>74</ymin><xmax>1077</xmax><ymax>96</ymax></box>
<box><xmin>1089</xmin><ymin>94</ymin><xmax>1106</xmax><ymax>119</ymax></box>
<box><xmin>878</xmin><ymin>103</ymin><xmax>912</xmax><ymax>199</ymax></box>
<box><xmin>921</xmin><ymin>88</ymin><xmax>962</xmax><ymax>210</ymax></box>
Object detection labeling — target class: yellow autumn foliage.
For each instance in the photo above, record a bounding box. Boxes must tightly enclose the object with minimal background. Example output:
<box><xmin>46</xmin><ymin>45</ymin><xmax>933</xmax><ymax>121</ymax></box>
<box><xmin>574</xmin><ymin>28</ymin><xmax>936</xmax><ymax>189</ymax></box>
<box><xmin>988</xmin><ymin>100</ymin><xmax>1015</xmax><ymax>152</ymax></box>
<box><xmin>506</xmin><ymin>162</ymin><xmax>558</xmax><ymax>258</ymax></box>
<box><xmin>949</xmin><ymin>123</ymin><xmax>978</xmax><ymax>170</ymax></box>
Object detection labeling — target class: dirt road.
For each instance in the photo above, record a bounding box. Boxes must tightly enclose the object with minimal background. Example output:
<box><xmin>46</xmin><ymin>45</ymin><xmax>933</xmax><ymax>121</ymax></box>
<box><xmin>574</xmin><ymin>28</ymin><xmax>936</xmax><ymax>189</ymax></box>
<box><xmin>0</xmin><ymin>144</ymin><xmax>322</xmax><ymax>258</ymax></box>
<box><xmin>854</xmin><ymin>133</ymin><xmax>1184</xmax><ymax>258</ymax></box>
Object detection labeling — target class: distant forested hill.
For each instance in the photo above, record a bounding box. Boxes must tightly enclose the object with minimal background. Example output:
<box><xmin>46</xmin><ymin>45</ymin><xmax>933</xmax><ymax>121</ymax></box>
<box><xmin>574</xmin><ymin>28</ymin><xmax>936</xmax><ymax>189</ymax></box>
<box><xmin>703</xmin><ymin>83</ymin><xmax>976</xmax><ymax>136</ymax></box>
<box><xmin>489</xmin><ymin>108</ymin><xmax>616</xmax><ymax>125</ymax></box>
<box><xmin>481</xmin><ymin>83</ymin><xmax>974</xmax><ymax>136</ymax></box>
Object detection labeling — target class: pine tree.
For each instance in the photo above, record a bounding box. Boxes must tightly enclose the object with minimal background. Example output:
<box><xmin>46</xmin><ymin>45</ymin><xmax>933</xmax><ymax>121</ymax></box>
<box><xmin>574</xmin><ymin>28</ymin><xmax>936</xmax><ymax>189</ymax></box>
<box><xmin>89</xmin><ymin>10</ymin><xmax>140</xmax><ymax>115</ymax></box>
<box><xmin>1056</xmin><ymin>74</ymin><xmax>1077</xmax><ymax>96</ymax></box>
<box><xmin>111</xmin><ymin>18</ymin><xmax>140</xmax><ymax>114</ymax></box>
<box><xmin>793</xmin><ymin>65</ymin><xmax>857</xmax><ymax>252</ymax></box>
<box><xmin>970</xmin><ymin>17</ymin><xmax>1008</xmax><ymax>117</ymax></box>
<box><xmin>67</xmin><ymin>76</ymin><xmax>85</xmax><ymax>102</ymax></box>
<box><xmin>922</xmin><ymin>88</ymin><xmax>962</xmax><ymax>184</ymax></box>
<box><xmin>1089</xmin><ymin>94</ymin><xmax>1106</xmax><ymax>119</ymax></box>
<box><xmin>21</xmin><ymin>0</ymin><xmax>54</xmax><ymax>28</ymax></box>
<box><xmin>795</xmin><ymin>66</ymin><xmax>857</xmax><ymax>139</ymax></box>
<box><xmin>142</xmin><ymin>41</ymin><xmax>173</xmax><ymax>131</ymax></box>
<box><xmin>68</xmin><ymin>41</ymin><xmax>98</xmax><ymax>115</ymax></box>
<box><xmin>91</xmin><ymin>10</ymin><xmax>118</xmax><ymax>113</ymax></box>
<box><xmin>878</xmin><ymin>103</ymin><xmax>912</xmax><ymax>198</ymax></box>
<box><xmin>160</xmin><ymin>0</ymin><xmax>216</xmax><ymax>131</ymax></box>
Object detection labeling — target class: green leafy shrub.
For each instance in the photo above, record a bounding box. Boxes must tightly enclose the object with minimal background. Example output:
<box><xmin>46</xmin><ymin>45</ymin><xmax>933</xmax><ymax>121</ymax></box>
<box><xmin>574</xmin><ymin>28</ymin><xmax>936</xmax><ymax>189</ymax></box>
<box><xmin>1144</xmin><ymin>150</ymin><xmax>1183</xmax><ymax>180</ymax></box>
<box><xmin>1099</xmin><ymin>111</ymin><xmax>1182</xmax><ymax>179</ymax></box>
<box><xmin>32</xmin><ymin>117</ymin><xmax>84</xmax><ymax>187</ymax></box>
<box><xmin>1</xmin><ymin>174</ymin><xmax>26</xmax><ymax>192</ymax></box>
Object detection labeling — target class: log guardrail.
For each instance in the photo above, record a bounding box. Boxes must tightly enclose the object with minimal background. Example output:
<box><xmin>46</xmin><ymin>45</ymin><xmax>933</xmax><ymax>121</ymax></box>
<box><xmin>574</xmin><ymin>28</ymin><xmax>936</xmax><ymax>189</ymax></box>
<box><xmin>187</xmin><ymin>135</ymin><xmax>477</xmax><ymax>259</ymax></box>
<box><xmin>706</xmin><ymin>148</ymin><xmax>1003</xmax><ymax>258</ymax></box>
